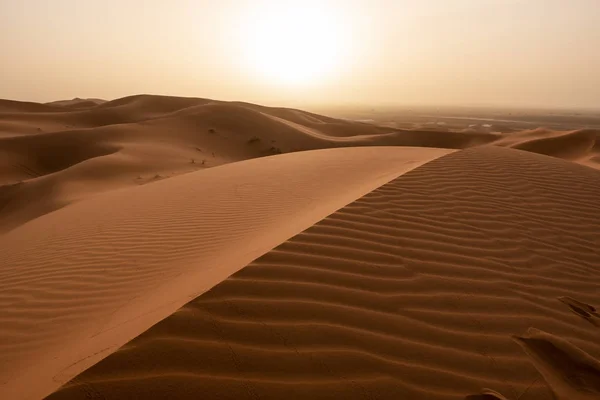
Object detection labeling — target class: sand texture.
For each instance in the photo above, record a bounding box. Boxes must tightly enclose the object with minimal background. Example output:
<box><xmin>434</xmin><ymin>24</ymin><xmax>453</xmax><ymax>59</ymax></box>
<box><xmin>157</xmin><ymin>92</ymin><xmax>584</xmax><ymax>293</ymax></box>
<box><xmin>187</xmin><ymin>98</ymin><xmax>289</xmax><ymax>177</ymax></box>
<box><xmin>45</xmin><ymin>146</ymin><xmax>600</xmax><ymax>400</ymax></box>
<box><xmin>0</xmin><ymin>146</ymin><xmax>451</xmax><ymax>400</ymax></box>
<box><xmin>1</xmin><ymin>95</ymin><xmax>600</xmax><ymax>400</ymax></box>
<box><xmin>0</xmin><ymin>95</ymin><xmax>469</xmax><ymax>234</ymax></box>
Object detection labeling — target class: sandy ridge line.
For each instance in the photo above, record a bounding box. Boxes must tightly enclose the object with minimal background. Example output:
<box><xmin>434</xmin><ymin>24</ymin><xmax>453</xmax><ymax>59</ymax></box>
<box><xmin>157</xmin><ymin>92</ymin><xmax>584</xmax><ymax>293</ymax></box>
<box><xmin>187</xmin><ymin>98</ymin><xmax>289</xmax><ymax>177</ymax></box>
<box><xmin>0</xmin><ymin>146</ymin><xmax>453</xmax><ymax>400</ymax></box>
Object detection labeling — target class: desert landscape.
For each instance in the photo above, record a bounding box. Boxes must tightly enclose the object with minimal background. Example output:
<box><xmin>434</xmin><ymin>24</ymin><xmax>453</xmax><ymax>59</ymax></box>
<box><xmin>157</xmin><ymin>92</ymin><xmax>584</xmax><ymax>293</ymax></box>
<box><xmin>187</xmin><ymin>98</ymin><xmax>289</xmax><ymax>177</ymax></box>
<box><xmin>3</xmin><ymin>0</ymin><xmax>600</xmax><ymax>399</ymax></box>
<box><xmin>0</xmin><ymin>95</ymin><xmax>599</xmax><ymax>400</ymax></box>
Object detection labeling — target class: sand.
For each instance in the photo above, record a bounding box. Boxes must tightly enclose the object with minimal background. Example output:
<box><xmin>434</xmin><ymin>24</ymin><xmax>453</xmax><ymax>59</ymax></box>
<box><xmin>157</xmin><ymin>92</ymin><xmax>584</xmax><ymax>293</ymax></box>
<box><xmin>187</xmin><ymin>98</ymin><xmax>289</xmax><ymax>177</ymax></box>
<box><xmin>0</xmin><ymin>145</ymin><xmax>452</xmax><ymax>400</ymax></box>
<box><xmin>493</xmin><ymin>127</ymin><xmax>600</xmax><ymax>169</ymax></box>
<box><xmin>42</xmin><ymin>146</ymin><xmax>600</xmax><ymax>400</ymax></box>
<box><xmin>1</xmin><ymin>95</ymin><xmax>600</xmax><ymax>400</ymax></box>
<box><xmin>0</xmin><ymin>95</ymin><xmax>461</xmax><ymax>233</ymax></box>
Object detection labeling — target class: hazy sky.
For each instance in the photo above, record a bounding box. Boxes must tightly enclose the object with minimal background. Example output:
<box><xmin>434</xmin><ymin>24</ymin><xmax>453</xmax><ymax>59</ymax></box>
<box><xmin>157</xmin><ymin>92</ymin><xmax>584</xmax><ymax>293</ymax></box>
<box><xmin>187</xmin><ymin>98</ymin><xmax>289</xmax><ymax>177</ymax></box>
<box><xmin>2</xmin><ymin>0</ymin><xmax>599</xmax><ymax>108</ymax></box>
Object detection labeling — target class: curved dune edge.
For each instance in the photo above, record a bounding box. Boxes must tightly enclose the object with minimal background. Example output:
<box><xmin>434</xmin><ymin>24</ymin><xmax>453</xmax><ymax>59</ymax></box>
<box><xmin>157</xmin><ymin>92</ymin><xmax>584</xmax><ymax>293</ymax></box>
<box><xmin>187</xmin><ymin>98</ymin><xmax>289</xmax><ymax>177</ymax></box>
<box><xmin>2</xmin><ymin>94</ymin><xmax>598</xmax><ymax>239</ymax></box>
<box><xmin>0</xmin><ymin>146</ymin><xmax>452</xmax><ymax>400</ymax></box>
<box><xmin>46</xmin><ymin>146</ymin><xmax>600</xmax><ymax>400</ymax></box>
<box><xmin>1</xmin><ymin>95</ymin><xmax>483</xmax><ymax>234</ymax></box>
<box><xmin>492</xmin><ymin>128</ymin><xmax>600</xmax><ymax>169</ymax></box>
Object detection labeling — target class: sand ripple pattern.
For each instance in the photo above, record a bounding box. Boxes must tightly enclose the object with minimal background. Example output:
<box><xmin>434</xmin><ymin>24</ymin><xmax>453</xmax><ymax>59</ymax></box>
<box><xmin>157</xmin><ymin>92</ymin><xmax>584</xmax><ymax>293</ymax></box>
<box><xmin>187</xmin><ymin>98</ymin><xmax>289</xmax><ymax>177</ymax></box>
<box><xmin>48</xmin><ymin>146</ymin><xmax>600</xmax><ymax>400</ymax></box>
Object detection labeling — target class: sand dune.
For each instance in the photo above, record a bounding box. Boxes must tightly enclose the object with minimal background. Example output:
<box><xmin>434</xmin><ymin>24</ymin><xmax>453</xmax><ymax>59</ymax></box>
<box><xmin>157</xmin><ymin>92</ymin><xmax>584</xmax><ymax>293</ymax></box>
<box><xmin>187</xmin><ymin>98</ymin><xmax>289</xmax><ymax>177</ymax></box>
<box><xmin>2</xmin><ymin>95</ymin><xmax>600</xmax><ymax>400</ymax></box>
<box><xmin>0</xmin><ymin>99</ymin><xmax>65</xmax><ymax>114</ymax></box>
<box><xmin>0</xmin><ymin>97</ymin><xmax>429</xmax><ymax>233</ymax></box>
<box><xmin>2</xmin><ymin>94</ymin><xmax>597</xmax><ymax>165</ymax></box>
<box><xmin>493</xmin><ymin>128</ymin><xmax>600</xmax><ymax>168</ymax></box>
<box><xmin>0</xmin><ymin>146</ymin><xmax>451</xmax><ymax>400</ymax></box>
<box><xmin>45</xmin><ymin>146</ymin><xmax>600</xmax><ymax>400</ymax></box>
<box><xmin>0</xmin><ymin>95</ymin><xmax>498</xmax><ymax>234</ymax></box>
<box><xmin>45</xmin><ymin>98</ymin><xmax>106</xmax><ymax>109</ymax></box>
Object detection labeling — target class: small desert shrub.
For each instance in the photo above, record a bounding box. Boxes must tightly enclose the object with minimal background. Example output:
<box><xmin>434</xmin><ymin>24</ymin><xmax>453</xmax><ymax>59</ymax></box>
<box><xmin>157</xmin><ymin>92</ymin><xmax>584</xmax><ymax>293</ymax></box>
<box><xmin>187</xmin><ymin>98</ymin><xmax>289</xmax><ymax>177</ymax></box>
<box><xmin>247</xmin><ymin>136</ymin><xmax>261</xmax><ymax>144</ymax></box>
<box><xmin>208</xmin><ymin>128</ymin><xmax>216</xmax><ymax>134</ymax></box>
<box><xmin>269</xmin><ymin>147</ymin><xmax>283</xmax><ymax>155</ymax></box>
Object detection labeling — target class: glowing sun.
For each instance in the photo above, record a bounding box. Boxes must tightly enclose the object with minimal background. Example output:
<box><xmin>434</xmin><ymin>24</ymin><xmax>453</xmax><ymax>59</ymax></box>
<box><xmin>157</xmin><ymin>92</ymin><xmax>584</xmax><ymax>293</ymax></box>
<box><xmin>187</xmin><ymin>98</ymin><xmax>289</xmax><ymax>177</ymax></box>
<box><xmin>239</xmin><ymin>2</ymin><xmax>350</xmax><ymax>86</ymax></box>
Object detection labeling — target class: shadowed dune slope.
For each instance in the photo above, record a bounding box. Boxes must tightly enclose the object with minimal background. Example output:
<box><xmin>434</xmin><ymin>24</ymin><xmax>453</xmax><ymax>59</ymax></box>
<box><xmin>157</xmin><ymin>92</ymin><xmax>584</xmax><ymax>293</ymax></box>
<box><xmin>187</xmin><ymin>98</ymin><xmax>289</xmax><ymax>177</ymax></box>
<box><xmin>0</xmin><ymin>95</ymin><xmax>373</xmax><ymax>136</ymax></box>
<box><xmin>47</xmin><ymin>146</ymin><xmax>600</xmax><ymax>400</ymax></box>
<box><xmin>1</xmin><ymin>95</ymin><xmax>598</xmax><ymax>172</ymax></box>
<box><xmin>0</xmin><ymin>99</ymin><xmax>65</xmax><ymax>114</ymax></box>
<box><xmin>0</xmin><ymin>147</ymin><xmax>452</xmax><ymax>400</ymax></box>
<box><xmin>0</xmin><ymin>95</ymin><xmax>496</xmax><ymax>234</ymax></box>
<box><xmin>492</xmin><ymin>128</ymin><xmax>600</xmax><ymax>169</ymax></box>
<box><xmin>0</xmin><ymin>95</ymin><xmax>211</xmax><ymax>136</ymax></box>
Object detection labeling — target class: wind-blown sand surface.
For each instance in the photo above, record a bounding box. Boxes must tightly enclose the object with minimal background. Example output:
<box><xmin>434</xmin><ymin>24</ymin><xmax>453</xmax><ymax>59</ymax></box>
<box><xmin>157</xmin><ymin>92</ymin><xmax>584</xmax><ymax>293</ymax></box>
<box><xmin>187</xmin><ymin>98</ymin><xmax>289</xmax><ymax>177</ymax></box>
<box><xmin>493</xmin><ymin>128</ymin><xmax>600</xmax><ymax>170</ymax></box>
<box><xmin>0</xmin><ymin>146</ymin><xmax>451</xmax><ymax>400</ymax></box>
<box><xmin>0</xmin><ymin>95</ymin><xmax>471</xmax><ymax>234</ymax></box>
<box><xmin>43</xmin><ymin>146</ymin><xmax>600</xmax><ymax>400</ymax></box>
<box><xmin>1</xmin><ymin>95</ymin><xmax>600</xmax><ymax>400</ymax></box>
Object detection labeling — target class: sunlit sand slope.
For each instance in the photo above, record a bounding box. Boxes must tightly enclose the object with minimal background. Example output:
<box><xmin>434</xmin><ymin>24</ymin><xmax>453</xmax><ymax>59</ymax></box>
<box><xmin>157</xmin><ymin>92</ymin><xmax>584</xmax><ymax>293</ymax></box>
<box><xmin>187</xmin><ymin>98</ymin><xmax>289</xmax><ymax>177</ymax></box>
<box><xmin>0</xmin><ymin>147</ymin><xmax>451</xmax><ymax>400</ymax></box>
<box><xmin>0</xmin><ymin>95</ymin><xmax>469</xmax><ymax>234</ymax></box>
<box><xmin>47</xmin><ymin>146</ymin><xmax>600</xmax><ymax>400</ymax></box>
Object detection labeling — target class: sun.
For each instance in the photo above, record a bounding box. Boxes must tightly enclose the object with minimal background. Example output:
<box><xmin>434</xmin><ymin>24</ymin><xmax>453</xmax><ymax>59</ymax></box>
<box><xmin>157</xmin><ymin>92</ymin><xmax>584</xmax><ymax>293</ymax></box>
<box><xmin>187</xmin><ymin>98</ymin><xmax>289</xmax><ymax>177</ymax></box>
<box><xmin>238</xmin><ymin>1</ymin><xmax>350</xmax><ymax>86</ymax></box>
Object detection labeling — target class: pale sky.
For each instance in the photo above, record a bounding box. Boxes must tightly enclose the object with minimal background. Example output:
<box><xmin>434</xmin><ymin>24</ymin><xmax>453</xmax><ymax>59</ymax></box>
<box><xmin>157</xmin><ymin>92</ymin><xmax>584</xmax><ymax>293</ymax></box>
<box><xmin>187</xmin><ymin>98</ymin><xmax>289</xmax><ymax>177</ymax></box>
<box><xmin>1</xmin><ymin>0</ymin><xmax>599</xmax><ymax>108</ymax></box>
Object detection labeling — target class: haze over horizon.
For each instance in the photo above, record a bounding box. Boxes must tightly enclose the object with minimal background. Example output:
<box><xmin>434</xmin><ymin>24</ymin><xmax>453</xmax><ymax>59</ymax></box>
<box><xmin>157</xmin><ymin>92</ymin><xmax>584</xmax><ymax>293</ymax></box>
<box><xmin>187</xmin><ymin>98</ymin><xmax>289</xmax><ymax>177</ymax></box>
<box><xmin>2</xmin><ymin>0</ymin><xmax>600</xmax><ymax>109</ymax></box>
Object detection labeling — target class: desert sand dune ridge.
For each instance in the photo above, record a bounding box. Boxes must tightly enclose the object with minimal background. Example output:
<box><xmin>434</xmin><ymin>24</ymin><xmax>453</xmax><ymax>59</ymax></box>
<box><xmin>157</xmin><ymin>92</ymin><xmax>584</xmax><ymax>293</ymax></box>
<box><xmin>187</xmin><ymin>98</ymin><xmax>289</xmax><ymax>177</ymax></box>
<box><xmin>2</xmin><ymin>95</ymin><xmax>600</xmax><ymax>400</ymax></box>
<box><xmin>0</xmin><ymin>102</ymin><xmax>422</xmax><ymax>233</ymax></box>
<box><xmin>494</xmin><ymin>128</ymin><xmax>599</xmax><ymax>162</ymax></box>
<box><xmin>45</xmin><ymin>98</ymin><xmax>106</xmax><ymax>109</ymax></box>
<box><xmin>0</xmin><ymin>146</ymin><xmax>451</xmax><ymax>400</ymax></box>
<box><xmin>0</xmin><ymin>99</ymin><xmax>67</xmax><ymax>114</ymax></box>
<box><xmin>44</xmin><ymin>146</ymin><xmax>600</xmax><ymax>400</ymax></box>
<box><xmin>3</xmin><ymin>96</ymin><xmax>475</xmax><ymax>234</ymax></box>
<box><xmin>2</xmin><ymin>94</ymin><xmax>597</xmax><ymax>166</ymax></box>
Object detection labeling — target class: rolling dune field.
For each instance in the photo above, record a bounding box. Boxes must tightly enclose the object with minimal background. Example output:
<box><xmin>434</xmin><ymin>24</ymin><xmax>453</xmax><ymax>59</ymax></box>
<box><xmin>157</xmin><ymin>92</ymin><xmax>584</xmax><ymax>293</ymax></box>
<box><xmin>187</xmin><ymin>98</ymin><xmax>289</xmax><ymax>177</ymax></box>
<box><xmin>1</xmin><ymin>96</ymin><xmax>599</xmax><ymax>400</ymax></box>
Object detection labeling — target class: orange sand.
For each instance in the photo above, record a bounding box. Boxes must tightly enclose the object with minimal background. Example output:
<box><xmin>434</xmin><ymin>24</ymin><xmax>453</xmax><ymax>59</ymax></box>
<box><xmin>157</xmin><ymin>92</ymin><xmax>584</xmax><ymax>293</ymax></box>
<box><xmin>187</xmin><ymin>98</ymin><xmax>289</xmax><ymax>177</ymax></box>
<box><xmin>1</xmin><ymin>95</ymin><xmax>599</xmax><ymax>400</ymax></box>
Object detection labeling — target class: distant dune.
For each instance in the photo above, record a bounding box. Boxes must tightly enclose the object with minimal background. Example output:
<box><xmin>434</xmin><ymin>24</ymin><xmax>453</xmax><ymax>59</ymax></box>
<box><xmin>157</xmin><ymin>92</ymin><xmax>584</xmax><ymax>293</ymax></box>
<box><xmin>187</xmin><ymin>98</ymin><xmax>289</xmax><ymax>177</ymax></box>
<box><xmin>2</xmin><ymin>95</ymin><xmax>597</xmax><ymax>235</ymax></box>
<box><xmin>45</xmin><ymin>98</ymin><xmax>106</xmax><ymax>109</ymax></box>
<box><xmin>1</xmin><ymin>95</ymin><xmax>599</xmax><ymax>400</ymax></box>
<box><xmin>0</xmin><ymin>95</ymin><xmax>491</xmax><ymax>234</ymax></box>
<box><xmin>494</xmin><ymin>128</ymin><xmax>600</xmax><ymax>169</ymax></box>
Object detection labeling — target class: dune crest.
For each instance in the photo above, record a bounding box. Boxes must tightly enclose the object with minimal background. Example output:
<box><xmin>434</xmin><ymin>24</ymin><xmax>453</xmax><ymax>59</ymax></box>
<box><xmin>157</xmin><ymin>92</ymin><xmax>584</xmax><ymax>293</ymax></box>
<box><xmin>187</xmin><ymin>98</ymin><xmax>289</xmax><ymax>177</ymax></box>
<box><xmin>0</xmin><ymin>146</ymin><xmax>451</xmax><ymax>400</ymax></box>
<box><xmin>45</xmin><ymin>98</ymin><xmax>106</xmax><ymax>109</ymax></box>
<box><xmin>493</xmin><ymin>128</ymin><xmax>600</xmax><ymax>168</ymax></box>
<box><xmin>2</xmin><ymin>95</ymin><xmax>600</xmax><ymax>400</ymax></box>
<box><xmin>45</xmin><ymin>146</ymin><xmax>600</xmax><ymax>400</ymax></box>
<box><xmin>1</xmin><ymin>95</ymin><xmax>470</xmax><ymax>234</ymax></box>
